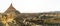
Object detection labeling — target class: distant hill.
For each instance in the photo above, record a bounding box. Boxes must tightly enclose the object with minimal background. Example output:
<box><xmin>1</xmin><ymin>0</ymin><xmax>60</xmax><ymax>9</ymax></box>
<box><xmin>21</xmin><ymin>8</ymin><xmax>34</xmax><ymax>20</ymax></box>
<box><xmin>40</xmin><ymin>11</ymin><xmax>60</xmax><ymax>13</ymax></box>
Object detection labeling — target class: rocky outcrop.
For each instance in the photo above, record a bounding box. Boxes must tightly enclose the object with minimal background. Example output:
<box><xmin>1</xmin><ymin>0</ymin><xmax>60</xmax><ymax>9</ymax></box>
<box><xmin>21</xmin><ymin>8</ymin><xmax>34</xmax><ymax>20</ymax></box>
<box><xmin>0</xmin><ymin>4</ymin><xmax>60</xmax><ymax>26</ymax></box>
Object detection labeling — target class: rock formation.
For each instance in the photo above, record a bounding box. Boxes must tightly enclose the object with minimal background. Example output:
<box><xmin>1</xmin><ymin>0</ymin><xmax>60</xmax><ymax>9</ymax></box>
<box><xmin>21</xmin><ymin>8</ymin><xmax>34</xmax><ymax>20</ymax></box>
<box><xmin>0</xmin><ymin>4</ymin><xmax>60</xmax><ymax>26</ymax></box>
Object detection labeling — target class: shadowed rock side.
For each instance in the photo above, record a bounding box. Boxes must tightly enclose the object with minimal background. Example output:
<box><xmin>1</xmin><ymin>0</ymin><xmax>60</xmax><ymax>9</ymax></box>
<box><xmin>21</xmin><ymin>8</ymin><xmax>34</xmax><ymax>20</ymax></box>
<box><xmin>0</xmin><ymin>4</ymin><xmax>60</xmax><ymax>26</ymax></box>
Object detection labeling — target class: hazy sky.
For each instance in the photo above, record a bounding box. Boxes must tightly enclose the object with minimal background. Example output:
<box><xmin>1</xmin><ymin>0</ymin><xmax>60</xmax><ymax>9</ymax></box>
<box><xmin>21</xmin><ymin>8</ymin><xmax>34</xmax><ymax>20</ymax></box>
<box><xmin>0</xmin><ymin>0</ymin><xmax>60</xmax><ymax>13</ymax></box>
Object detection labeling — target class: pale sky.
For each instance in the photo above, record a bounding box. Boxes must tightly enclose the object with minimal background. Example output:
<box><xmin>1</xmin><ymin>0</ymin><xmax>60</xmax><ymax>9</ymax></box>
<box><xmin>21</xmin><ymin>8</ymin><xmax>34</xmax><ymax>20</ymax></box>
<box><xmin>0</xmin><ymin>0</ymin><xmax>60</xmax><ymax>13</ymax></box>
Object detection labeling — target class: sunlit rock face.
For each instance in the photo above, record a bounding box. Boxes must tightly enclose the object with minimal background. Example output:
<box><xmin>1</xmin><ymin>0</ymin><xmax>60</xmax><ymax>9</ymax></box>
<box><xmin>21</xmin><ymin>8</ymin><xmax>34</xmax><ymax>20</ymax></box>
<box><xmin>0</xmin><ymin>13</ymin><xmax>19</xmax><ymax>26</ymax></box>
